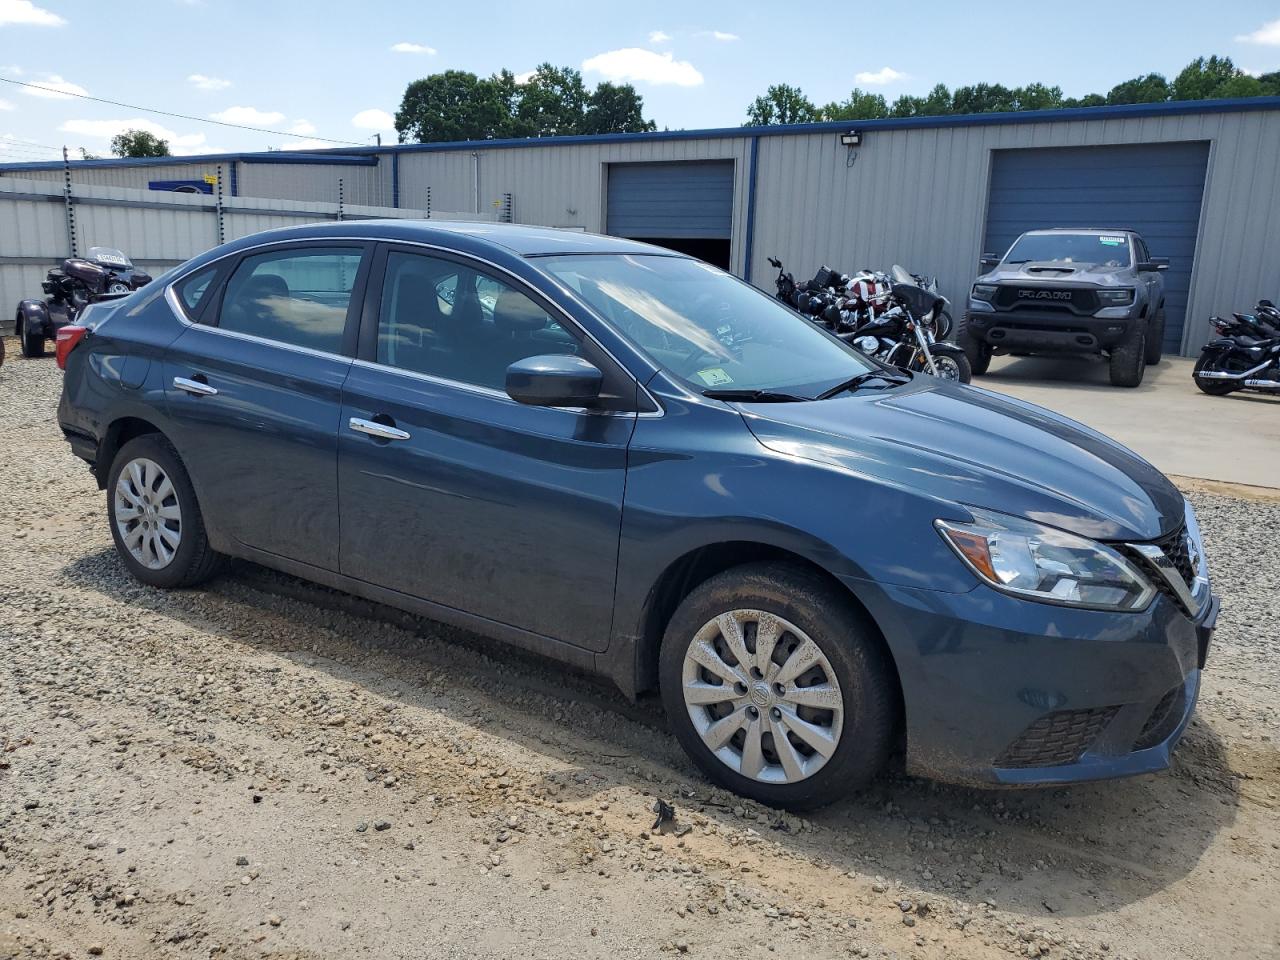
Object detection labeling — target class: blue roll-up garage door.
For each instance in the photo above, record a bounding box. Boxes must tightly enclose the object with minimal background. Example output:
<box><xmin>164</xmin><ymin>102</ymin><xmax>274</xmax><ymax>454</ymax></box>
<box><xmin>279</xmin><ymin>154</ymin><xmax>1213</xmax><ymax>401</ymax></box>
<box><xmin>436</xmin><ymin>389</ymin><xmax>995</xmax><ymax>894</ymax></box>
<box><xmin>984</xmin><ymin>142</ymin><xmax>1209</xmax><ymax>354</ymax></box>
<box><xmin>607</xmin><ymin>161</ymin><xmax>734</xmax><ymax>239</ymax></box>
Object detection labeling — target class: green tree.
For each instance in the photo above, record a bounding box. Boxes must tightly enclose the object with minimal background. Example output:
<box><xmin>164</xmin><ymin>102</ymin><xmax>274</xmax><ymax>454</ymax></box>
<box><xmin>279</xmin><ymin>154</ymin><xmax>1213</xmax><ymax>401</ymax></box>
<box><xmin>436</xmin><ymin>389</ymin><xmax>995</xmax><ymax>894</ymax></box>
<box><xmin>516</xmin><ymin>63</ymin><xmax>589</xmax><ymax>137</ymax></box>
<box><xmin>745</xmin><ymin>84</ymin><xmax>818</xmax><ymax>125</ymax></box>
<box><xmin>1012</xmin><ymin>83</ymin><xmax>1064</xmax><ymax>111</ymax></box>
<box><xmin>1105</xmin><ymin>73</ymin><xmax>1171</xmax><ymax>104</ymax></box>
<box><xmin>1172</xmin><ymin>55</ymin><xmax>1238</xmax><ymax>101</ymax></box>
<box><xmin>951</xmin><ymin>83</ymin><xmax>1016</xmax><ymax>114</ymax></box>
<box><xmin>110</xmin><ymin>129</ymin><xmax>170</xmax><ymax>158</ymax></box>
<box><xmin>1259</xmin><ymin>71</ymin><xmax>1280</xmax><ymax>96</ymax></box>
<box><xmin>1062</xmin><ymin>93</ymin><xmax>1107</xmax><ymax>108</ymax></box>
<box><xmin>582</xmin><ymin>82</ymin><xmax>655</xmax><ymax>134</ymax></box>
<box><xmin>820</xmin><ymin>88</ymin><xmax>889</xmax><ymax>121</ymax></box>
<box><xmin>395</xmin><ymin>70</ymin><xmax>510</xmax><ymax>143</ymax></box>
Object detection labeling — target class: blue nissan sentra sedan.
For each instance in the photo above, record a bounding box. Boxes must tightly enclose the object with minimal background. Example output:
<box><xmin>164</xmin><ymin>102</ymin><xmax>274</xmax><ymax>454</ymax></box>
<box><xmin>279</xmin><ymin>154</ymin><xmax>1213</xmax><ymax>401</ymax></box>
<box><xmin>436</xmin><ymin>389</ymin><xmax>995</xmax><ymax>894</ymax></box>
<box><xmin>55</xmin><ymin>221</ymin><xmax>1218</xmax><ymax>809</ymax></box>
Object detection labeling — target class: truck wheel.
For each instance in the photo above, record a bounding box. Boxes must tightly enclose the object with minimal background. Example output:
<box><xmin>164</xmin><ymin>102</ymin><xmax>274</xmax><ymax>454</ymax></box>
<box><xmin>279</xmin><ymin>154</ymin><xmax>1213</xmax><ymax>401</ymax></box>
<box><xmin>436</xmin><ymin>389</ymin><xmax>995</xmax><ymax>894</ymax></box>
<box><xmin>1144</xmin><ymin>308</ymin><xmax>1165</xmax><ymax>365</ymax></box>
<box><xmin>954</xmin><ymin>313</ymin><xmax>992</xmax><ymax>376</ymax></box>
<box><xmin>17</xmin><ymin>317</ymin><xmax>46</xmax><ymax>358</ymax></box>
<box><xmin>1109</xmin><ymin>323</ymin><xmax>1146</xmax><ymax>388</ymax></box>
<box><xmin>659</xmin><ymin>562</ymin><xmax>897</xmax><ymax>810</ymax></box>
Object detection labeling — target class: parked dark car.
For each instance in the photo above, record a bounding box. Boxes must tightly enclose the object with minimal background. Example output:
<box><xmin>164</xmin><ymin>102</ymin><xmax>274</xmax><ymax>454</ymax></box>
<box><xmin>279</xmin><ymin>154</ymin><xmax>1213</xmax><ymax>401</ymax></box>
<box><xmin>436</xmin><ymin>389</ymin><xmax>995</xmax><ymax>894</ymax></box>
<box><xmin>56</xmin><ymin>222</ymin><xmax>1217</xmax><ymax>809</ymax></box>
<box><xmin>957</xmin><ymin>228</ymin><xmax>1169</xmax><ymax>387</ymax></box>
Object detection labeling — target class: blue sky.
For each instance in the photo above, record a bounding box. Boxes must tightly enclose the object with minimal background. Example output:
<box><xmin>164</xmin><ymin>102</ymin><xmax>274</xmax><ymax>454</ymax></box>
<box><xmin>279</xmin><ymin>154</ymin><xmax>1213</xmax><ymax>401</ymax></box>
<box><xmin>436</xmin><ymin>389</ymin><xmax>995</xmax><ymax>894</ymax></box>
<box><xmin>2</xmin><ymin>0</ymin><xmax>1279</xmax><ymax>162</ymax></box>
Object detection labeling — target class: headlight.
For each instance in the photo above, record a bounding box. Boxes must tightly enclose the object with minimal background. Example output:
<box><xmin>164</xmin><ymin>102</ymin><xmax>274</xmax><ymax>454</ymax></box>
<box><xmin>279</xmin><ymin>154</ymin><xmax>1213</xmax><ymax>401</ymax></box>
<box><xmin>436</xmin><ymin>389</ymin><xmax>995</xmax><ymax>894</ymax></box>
<box><xmin>971</xmin><ymin>284</ymin><xmax>997</xmax><ymax>302</ymax></box>
<box><xmin>1097</xmin><ymin>288</ymin><xmax>1135</xmax><ymax>306</ymax></box>
<box><xmin>936</xmin><ymin>508</ymin><xmax>1154</xmax><ymax>611</ymax></box>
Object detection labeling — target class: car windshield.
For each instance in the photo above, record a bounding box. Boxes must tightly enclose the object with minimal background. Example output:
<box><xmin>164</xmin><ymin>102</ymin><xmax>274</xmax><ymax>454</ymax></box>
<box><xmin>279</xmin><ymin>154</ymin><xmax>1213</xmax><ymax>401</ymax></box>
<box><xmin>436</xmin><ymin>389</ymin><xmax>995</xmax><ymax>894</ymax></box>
<box><xmin>1003</xmin><ymin>233</ymin><xmax>1130</xmax><ymax>267</ymax></box>
<box><xmin>538</xmin><ymin>254</ymin><xmax>878</xmax><ymax>397</ymax></box>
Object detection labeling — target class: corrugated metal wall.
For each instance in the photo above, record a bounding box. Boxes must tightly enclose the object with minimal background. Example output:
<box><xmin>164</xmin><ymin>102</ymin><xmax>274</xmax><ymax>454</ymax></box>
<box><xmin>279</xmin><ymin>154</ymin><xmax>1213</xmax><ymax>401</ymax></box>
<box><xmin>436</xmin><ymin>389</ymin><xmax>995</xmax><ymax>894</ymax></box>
<box><xmin>749</xmin><ymin>109</ymin><xmax>1280</xmax><ymax>354</ymax></box>
<box><xmin>236</xmin><ymin>159</ymin><xmax>392</xmax><ymax>207</ymax></box>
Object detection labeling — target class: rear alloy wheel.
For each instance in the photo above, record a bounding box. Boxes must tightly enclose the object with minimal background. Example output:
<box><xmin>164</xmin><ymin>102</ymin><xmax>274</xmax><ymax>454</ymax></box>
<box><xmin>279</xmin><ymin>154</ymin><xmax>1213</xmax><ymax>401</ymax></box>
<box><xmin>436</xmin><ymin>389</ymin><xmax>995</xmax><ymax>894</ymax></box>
<box><xmin>17</xmin><ymin>317</ymin><xmax>46</xmax><ymax>358</ymax></box>
<box><xmin>106</xmin><ymin>435</ymin><xmax>224</xmax><ymax>588</ymax></box>
<box><xmin>660</xmin><ymin>562</ymin><xmax>896</xmax><ymax>809</ymax></box>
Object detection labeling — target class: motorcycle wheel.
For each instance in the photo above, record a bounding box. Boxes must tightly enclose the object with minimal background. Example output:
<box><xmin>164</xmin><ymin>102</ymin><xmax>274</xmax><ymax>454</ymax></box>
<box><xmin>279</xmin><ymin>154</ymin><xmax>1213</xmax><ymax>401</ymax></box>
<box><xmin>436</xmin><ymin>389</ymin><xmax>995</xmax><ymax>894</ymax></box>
<box><xmin>1193</xmin><ymin>352</ymin><xmax>1242</xmax><ymax>396</ymax></box>
<box><xmin>935</xmin><ymin>309</ymin><xmax>953</xmax><ymax>340</ymax></box>
<box><xmin>930</xmin><ymin>351</ymin><xmax>971</xmax><ymax>384</ymax></box>
<box><xmin>17</xmin><ymin>317</ymin><xmax>46</xmax><ymax>359</ymax></box>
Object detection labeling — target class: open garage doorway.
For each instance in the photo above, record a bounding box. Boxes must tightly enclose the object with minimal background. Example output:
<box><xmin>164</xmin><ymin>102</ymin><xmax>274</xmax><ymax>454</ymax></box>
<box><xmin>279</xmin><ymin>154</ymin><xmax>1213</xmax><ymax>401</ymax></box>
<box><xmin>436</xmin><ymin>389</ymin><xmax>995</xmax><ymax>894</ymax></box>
<box><xmin>606</xmin><ymin>161</ymin><xmax>734</xmax><ymax>270</ymax></box>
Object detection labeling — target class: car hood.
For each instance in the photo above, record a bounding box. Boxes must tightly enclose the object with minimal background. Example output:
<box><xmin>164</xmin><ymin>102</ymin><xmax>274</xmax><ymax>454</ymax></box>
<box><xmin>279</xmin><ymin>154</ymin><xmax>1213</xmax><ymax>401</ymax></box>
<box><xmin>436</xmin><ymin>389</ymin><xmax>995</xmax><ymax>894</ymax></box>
<box><xmin>980</xmin><ymin>260</ymin><xmax>1133</xmax><ymax>286</ymax></box>
<box><xmin>737</xmin><ymin>379</ymin><xmax>1184</xmax><ymax>542</ymax></box>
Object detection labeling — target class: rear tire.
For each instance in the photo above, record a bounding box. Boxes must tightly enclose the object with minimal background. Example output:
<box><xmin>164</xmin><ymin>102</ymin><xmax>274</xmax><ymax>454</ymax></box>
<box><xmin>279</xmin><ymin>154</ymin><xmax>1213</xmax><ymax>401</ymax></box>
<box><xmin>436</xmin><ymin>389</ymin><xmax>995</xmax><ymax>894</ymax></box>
<box><xmin>659</xmin><ymin>562</ymin><xmax>897</xmax><ymax>810</ymax></box>
<box><xmin>954</xmin><ymin>313</ymin><xmax>991</xmax><ymax>376</ymax></box>
<box><xmin>1108</xmin><ymin>323</ymin><xmax>1146</xmax><ymax>387</ymax></box>
<box><xmin>17</xmin><ymin>317</ymin><xmax>46</xmax><ymax>358</ymax></box>
<box><xmin>1192</xmin><ymin>352</ymin><xmax>1241</xmax><ymax>396</ymax></box>
<box><xmin>1144</xmin><ymin>309</ymin><xmax>1165</xmax><ymax>365</ymax></box>
<box><xmin>106</xmin><ymin>435</ymin><xmax>225</xmax><ymax>589</ymax></box>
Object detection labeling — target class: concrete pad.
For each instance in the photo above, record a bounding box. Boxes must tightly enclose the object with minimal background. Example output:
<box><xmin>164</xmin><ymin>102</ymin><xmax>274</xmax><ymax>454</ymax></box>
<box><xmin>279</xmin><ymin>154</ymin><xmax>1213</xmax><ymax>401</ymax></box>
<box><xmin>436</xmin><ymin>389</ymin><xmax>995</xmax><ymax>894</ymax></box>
<box><xmin>977</xmin><ymin>354</ymin><xmax>1280</xmax><ymax>489</ymax></box>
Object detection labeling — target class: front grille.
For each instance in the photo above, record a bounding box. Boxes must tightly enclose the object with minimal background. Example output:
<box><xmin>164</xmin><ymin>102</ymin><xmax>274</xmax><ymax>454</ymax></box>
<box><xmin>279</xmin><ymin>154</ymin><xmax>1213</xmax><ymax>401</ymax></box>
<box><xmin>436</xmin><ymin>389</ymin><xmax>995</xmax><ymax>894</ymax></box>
<box><xmin>1133</xmin><ymin>684</ymin><xmax>1186</xmax><ymax>751</ymax></box>
<box><xmin>992</xmin><ymin>286</ymin><xmax>1100</xmax><ymax>313</ymax></box>
<box><xmin>994</xmin><ymin>706</ymin><xmax>1119</xmax><ymax>768</ymax></box>
<box><xmin>1118</xmin><ymin>522</ymin><xmax>1196</xmax><ymax>610</ymax></box>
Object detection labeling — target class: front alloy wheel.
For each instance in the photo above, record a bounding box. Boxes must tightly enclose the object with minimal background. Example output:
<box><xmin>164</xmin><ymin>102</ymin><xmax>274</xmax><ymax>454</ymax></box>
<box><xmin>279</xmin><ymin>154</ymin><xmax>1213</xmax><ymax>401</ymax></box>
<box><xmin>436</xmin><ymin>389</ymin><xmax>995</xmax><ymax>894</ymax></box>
<box><xmin>682</xmin><ymin>610</ymin><xmax>844</xmax><ymax>784</ymax></box>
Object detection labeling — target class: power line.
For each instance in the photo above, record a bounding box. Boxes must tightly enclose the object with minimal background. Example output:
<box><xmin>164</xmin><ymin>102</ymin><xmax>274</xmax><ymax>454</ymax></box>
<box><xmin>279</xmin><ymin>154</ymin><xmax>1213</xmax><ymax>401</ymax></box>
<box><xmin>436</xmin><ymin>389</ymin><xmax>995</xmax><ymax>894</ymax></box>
<box><xmin>0</xmin><ymin>76</ymin><xmax>362</xmax><ymax>146</ymax></box>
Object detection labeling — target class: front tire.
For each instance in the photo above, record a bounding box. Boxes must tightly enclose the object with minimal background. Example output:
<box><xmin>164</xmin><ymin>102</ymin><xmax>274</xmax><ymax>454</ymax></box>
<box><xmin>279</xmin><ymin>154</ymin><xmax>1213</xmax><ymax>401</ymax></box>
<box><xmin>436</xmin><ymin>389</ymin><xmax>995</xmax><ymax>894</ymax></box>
<box><xmin>106</xmin><ymin>435</ymin><xmax>224</xmax><ymax>588</ymax></box>
<box><xmin>17</xmin><ymin>317</ymin><xmax>46</xmax><ymax>358</ymax></box>
<box><xmin>930</xmin><ymin>349</ymin><xmax>971</xmax><ymax>384</ymax></box>
<box><xmin>1108</xmin><ymin>322</ymin><xmax>1146</xmax><ymax>387</ymax></box>
<box><xmin>659</xmin><ymin>562</ymin><xmax>897</xmax><ymax>810</ymax></box>
<box><xmin>954</xmin><ymin>313</ymin><xmax>991</xmax><ymax>376</ymax></box>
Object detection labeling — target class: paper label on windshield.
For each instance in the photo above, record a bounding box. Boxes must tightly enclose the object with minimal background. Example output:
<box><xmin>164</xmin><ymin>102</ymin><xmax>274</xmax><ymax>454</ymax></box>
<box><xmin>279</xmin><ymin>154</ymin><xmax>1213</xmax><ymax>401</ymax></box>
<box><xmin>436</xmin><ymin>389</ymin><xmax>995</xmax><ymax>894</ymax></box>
<box><xmin>695</xmin><ymin>367</ymin><xmax>733</xmax><ymax>386</ymax></box>
<box><xmin>1098</xmin><ymin>235</ymin><xmax>1125</xmax><ymax>246</ymax></box>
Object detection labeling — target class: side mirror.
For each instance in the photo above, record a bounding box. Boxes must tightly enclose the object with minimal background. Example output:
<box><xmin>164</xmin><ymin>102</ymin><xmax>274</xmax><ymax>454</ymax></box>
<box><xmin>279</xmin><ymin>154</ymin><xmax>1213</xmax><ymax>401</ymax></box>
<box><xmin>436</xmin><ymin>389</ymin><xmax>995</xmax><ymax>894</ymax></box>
<box><xmin>505</xmin><ymin>354</ymin><xmax>603</xmax><ymax>407</ymax></box>
<box><xmin>979</xmin><ymin>254</ymin><xmax>1000</xmax><ymax>271</ymax></box>
<box><xmin>1138</xmin><ymin>257</ymin><xmax>1169</xmax><ymax>272</ymax></box>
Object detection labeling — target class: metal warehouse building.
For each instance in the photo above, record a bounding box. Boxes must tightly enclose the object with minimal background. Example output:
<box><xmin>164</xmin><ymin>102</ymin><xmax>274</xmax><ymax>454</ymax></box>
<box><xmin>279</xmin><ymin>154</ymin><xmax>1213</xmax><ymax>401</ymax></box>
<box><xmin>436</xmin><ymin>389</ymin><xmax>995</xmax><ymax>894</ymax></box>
<box><xmin>5</xmin><ymin>96</ymin><xmax>1280</xmax><ymax>356</ymax></box>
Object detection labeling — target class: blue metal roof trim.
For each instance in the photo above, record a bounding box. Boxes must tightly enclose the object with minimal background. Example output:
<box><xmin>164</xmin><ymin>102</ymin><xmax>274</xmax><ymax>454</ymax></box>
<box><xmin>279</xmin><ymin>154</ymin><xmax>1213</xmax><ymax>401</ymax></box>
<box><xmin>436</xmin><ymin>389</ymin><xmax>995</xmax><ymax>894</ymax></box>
<box><xmin>3</xmin><ymin>96</ymin><xmax>1279</xmax><ymax>172</ymax></box>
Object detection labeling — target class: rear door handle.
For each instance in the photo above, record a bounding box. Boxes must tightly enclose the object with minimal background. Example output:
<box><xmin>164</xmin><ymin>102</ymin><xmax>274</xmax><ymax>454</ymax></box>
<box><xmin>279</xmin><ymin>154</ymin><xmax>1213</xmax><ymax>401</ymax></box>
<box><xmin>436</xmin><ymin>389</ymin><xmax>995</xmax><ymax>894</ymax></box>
<box><xmin>349</xmin><ymin>417</ymin><xmax>411</xmax><ymax>441</ymax></box>
<box><xmin>173</xmin><ymin>376</ymin><xmax>217</xmax><ymax>397</ymax></box>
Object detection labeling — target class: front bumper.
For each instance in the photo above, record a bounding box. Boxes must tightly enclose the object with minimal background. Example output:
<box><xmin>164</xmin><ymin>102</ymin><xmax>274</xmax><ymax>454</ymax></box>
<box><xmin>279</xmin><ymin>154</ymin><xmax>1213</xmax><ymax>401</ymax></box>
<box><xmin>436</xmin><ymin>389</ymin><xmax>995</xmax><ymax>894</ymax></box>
<box><xmin>850</xmin><ymin>577</ymin><xmax>1218</xmax><ymax>787</ymax></box>
<box><xmin>966</xmin><ymin>305</ymin><xmax>1138</xmax><ymax>352</ymax></box>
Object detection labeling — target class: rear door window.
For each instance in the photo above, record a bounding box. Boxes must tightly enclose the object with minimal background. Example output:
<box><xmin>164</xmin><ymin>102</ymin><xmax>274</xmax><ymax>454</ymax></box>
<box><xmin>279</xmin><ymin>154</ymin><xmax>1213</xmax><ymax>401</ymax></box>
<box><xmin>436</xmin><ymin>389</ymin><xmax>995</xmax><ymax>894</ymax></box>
<box><xmin>216</xmin><ymin>247</ymin><xmax>364</xmax><ymax>353</ymax></box>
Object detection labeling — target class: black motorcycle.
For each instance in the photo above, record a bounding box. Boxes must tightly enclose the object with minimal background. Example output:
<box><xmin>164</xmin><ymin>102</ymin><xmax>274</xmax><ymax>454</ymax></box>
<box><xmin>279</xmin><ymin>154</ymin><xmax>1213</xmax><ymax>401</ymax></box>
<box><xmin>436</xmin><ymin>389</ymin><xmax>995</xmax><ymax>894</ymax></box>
<box><xmin>14</xmin><ymin>247</ymin><xmax>151</xmax><ymax>358</ymax></box>
<box><xmin>1193</xmin><ymin>302</ymin><xmax>1280</xmax><ymax>397</ymax></box>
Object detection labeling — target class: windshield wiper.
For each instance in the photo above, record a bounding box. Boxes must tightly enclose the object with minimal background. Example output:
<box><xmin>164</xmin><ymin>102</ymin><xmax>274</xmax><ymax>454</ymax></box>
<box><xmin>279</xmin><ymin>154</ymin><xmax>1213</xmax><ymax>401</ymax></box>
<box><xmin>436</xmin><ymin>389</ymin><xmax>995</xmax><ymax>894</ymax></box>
<box><xmin>816</xmin><ymin>369</ymin><xmax>911</xmax><ymax>400</ymax></box>
<box><xmin>702</xmin><ymin>388</ymin><xmax>809</xmax><ymax>403</ymax></box>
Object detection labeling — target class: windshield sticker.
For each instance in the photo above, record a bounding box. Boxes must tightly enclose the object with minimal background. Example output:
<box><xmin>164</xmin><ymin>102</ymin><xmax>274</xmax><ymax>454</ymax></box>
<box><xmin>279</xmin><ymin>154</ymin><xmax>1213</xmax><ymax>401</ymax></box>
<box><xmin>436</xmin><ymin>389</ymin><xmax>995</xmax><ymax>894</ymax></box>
<box><xmin>696</xmin><ymin>367</ymin><xmax>734</xmax><ymax>386</ymax></box>
<box><xmin>1098</xmin><ymin>236</ymin><xmax>1125</xmax><ymax>246</ymax></box>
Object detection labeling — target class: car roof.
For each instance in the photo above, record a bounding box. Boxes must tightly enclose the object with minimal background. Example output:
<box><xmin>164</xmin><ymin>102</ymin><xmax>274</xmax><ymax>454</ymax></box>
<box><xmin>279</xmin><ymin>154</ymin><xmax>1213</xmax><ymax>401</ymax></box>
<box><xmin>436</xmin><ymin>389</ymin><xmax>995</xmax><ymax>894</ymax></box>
<box><xmin>1024</xmin><ymin>227</ymin><xmax>1138</xmax><ymax>235</ymax></box>
<box><xmin>218</xmin><ymin>219</ymin><xmax>682</xmax><ymax>259</ymax></box>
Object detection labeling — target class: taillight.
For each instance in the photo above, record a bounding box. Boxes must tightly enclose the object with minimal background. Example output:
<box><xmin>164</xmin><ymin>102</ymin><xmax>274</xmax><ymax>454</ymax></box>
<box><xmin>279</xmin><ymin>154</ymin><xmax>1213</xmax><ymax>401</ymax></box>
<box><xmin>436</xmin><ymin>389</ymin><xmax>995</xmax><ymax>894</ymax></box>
<box><xmin>55</xmin><ymin>325</ymin><xmax>89</xmax><ymax>370</ymax></box>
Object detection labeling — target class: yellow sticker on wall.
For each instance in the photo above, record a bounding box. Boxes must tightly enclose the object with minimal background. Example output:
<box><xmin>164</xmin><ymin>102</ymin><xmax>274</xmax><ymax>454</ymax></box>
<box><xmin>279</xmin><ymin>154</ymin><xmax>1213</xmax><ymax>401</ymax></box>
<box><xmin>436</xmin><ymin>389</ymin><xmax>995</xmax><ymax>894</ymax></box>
<box><xmin>696</xmin><ymin>367</ymin><xmax>733</xmax><ymax>386</ymax></box>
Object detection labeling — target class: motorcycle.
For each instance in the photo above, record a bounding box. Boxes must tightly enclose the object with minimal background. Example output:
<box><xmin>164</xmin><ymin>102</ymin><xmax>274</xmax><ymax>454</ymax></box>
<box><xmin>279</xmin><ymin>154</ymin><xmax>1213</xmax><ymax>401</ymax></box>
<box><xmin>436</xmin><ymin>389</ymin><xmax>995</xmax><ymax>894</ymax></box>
<box><xmin>14</xmin><ymin>247</ymin><xmax>151</xmax><ymax>358</ymax></box>
<box><xmin>767</xmin><ymin>257</ymin><xmax>970</xmax><ymax>383</ymax></box>
<box><xmin>1193</xmin><ymin>303</ymin><xmax>1280</xmax><ymax>397</ymax></box>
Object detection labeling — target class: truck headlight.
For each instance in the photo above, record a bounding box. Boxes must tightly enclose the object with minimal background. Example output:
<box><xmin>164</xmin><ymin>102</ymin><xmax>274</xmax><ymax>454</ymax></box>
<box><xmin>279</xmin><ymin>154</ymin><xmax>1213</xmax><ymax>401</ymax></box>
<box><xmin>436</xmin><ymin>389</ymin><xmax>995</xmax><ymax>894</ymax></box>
<box><xmin>971</xmin><ymin>284</ymin><xmax>997</xmax><ymax>302</ymax></box>
<box><xmin>936</xmin><ymin>508</ymin><xmax>1154</xmax><ymax>611</ymax></box>
<box><xmin>1097</xmin><ymin>289</ymin><xmax>1135</xmax><ymax>306</ymax></box>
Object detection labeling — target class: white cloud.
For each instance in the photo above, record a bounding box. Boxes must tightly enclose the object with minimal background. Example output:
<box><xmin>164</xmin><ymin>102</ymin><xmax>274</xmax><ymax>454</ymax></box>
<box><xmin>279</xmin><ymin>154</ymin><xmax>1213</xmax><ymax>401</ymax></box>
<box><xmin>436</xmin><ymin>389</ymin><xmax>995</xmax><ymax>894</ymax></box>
<box><xmin>513</xmin><ymin>69</ymin><xmax>535</xmax><ymax>85</ymax></box>
<box><xmin>351</xmin><ymin>108</ymin><xmax>395</xmax><ymax>131</ymax></box>
<box><xmin>0</xmin><ymin>98</ymin><xmax>12</xmax><ymax>110</ymax></box>
<box><xmin>210</xmin><ymin>105</ymin><xmax>285</xmax><ymax>126</ymax></box>
<box><xmin>0</xmin><ymin>0</ymin><xmax>65</xmax><ymax>27</ymax></box>
<box><xmin>280</xmin><ymin>138</ymin><xmax>333</xmax><ymax>151</ymax></box>
<box><xmin>855</xmin><ymin>66</ymin><xmax>908</xmax><ymax>85</ymax></box>
<box><xmin>287</xmin><ymin>119</ymin><xmax>316</xmax><ymax>135</ymax></box>
<box><xmin>21</xmin><ymin>74</ymin><xmax>86</xmax><ymax>98</ymax></box>
<box><xmin>1236</xmin><ymin>18</ymin><xmax>1280</xmax><ymax>45</ymax></box>
<box><xmin>391</xmin><ymin>41</ymin><xmax>436</xmax><ymax>54</ymax></box>
<box><xmin>58</xmin><ymin>117</ymin><xmax>209</xmax><ymax>154</ymax></box>
<box><xmin>709</xmin><ymin>30</ymin><xmax>738</xmax><ymax>41</ymax></box>
<box><xmin>187</xmin><ymin>73</ymin><xmax>230</xmax><ymax>91</ymax></box>
<box><xmin>582</xmin><ymin>48</ymin><xmax>703</xmax><ymax>87</ymax></box>
<box><xmin>648</xmin><ymin>30</ymin><xmax>671</xmax><ymax>43</ymax></box>
<box><xmin>2</xmin><ymin>64</ymin><xmax>23</xmax><ymax>74</ymax></box>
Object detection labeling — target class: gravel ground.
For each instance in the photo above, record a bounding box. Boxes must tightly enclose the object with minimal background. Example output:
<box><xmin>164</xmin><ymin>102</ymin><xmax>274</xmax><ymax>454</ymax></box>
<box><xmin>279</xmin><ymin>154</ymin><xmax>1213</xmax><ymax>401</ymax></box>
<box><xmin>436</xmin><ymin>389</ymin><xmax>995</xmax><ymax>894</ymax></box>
<box><xmin>1</xmin><ymin>342</ymin><xmax>1277</xmax><ymax>960</ymax></box>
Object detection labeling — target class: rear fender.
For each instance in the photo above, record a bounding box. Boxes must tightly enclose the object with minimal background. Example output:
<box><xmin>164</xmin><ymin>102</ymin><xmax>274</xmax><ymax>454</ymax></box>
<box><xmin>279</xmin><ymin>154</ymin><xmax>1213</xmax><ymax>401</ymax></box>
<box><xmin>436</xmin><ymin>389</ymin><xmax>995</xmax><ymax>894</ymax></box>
<box><xmin>16</xmin><ymin>299</ymin><xmax>51</xmax><ymax>336</ymax></box>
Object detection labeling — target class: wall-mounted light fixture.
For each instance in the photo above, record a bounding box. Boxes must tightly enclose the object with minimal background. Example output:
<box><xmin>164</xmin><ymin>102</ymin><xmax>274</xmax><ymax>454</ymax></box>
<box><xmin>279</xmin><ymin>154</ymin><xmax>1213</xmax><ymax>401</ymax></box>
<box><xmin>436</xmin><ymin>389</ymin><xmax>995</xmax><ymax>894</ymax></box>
<box><xmin>840</xmin><ymin>130</ymin><xmax>862</xmax><ymax>147</ymax></box>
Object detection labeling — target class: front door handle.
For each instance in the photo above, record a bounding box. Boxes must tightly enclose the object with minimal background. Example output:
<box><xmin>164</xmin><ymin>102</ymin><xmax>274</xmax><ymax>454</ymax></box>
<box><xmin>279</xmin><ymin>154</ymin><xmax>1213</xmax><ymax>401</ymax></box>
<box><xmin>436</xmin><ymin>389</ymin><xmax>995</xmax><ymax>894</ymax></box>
<box><xmin>349</xmin><ymin>417</ymin><xmax>411</xmax><ymax>441</ymax></box>
<box><xmin>173</xmin><ymin>376</ymin><xmax>217</xmax><ymax>397</ymax></box>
